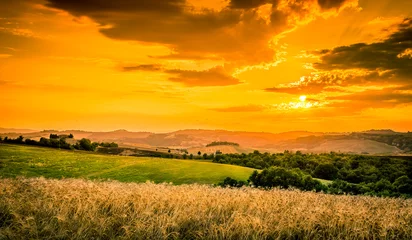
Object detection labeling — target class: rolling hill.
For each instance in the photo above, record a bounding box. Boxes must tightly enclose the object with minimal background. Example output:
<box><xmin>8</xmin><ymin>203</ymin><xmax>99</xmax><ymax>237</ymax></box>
<box><xmin>0</xmin><ymin>128</ymin><xmax>409</xmax><ymax>154</ymax></box>
<box><xmin>0</xmin><ymin>144</ymin><xmax>254</xmax><ymax>184</ymax></box>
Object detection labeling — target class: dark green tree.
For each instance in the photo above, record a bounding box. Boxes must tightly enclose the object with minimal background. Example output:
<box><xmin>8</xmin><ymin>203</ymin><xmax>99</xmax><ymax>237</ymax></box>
<box><xmin>49</xmin><ymin>134</ymin><xmax>59</xmax><ymax>139</ymax></box>
<box><xmin>314</xmin><ymin>163</ymin><xmax>339</xmax><ymax>180</ymax></box>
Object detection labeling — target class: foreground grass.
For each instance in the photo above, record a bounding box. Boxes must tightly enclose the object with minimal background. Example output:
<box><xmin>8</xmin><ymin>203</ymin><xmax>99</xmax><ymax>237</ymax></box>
<box><xmin>0</xmin><ymin>144</ymin><xmax>254</xmax><ymax>184</ymax></box>
<box><xmin>1</xmin><ymin>178</ymin><xmax>411</xmax><ymax>239</ymax></box>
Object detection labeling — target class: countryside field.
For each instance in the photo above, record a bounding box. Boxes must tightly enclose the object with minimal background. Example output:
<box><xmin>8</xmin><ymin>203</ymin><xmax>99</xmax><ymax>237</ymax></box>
<box><xmin>0</xmin><ymin>144</ymin><xmax>254</xmax><ymax>184</ymax></box>
<box><xmin>1</xmin><ymin>177</ymin><xmax>411</xmax><ymax>239</ymax></box>
<box><xmin>1</xmin><ymin>143</ymin><xmax>411</xmax><ymax>239</ymax></box>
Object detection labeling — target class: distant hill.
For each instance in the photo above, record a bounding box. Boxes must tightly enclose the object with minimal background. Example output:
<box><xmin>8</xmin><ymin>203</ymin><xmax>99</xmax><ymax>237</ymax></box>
<box><xmin>310</xmin><ymin>139</ymin><xmax>402</xmax><ymax>154</ymax></box>
<box><xmin>1</xmin><ymin>128</ymin><xmax>410</xmax><ymax>154</ymax></box>
<box><xmin>0</xmin><ymin>128</ymin><xmax>38</xmax><ymax>134</ymax></box>
<box><xmin>361</xmin><ymin>129</ymin><xmax>398</xmax><ymax>135</ymax></box>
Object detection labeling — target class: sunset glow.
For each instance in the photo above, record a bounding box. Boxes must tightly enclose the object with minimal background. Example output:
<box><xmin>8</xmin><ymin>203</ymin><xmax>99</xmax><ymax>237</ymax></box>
<box><xmin>1</xmin><ymin>0</ymin><xmax>411</xmax><ymax>133</ymax></box>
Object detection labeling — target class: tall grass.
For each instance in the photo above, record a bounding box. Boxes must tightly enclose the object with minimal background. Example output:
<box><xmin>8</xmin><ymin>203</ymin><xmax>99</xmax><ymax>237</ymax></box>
<box><xmin>1</xmin><ymin>178</ymin><xmax>411</xmax><ymax>239</ymax></box>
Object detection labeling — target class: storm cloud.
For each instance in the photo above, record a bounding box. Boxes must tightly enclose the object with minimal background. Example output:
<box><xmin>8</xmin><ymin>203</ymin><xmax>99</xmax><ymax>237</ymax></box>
<box><xmin>45</xmin><ymin>0</ymin><xmax>358</xmax><ymax>67</ymax></box>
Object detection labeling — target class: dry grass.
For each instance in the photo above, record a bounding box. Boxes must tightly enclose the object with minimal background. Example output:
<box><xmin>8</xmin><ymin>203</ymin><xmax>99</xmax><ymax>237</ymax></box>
<box><xmin>1</xmin><ymin>178</ymin><xmax>411</xmax><ymax>239</ymax></box>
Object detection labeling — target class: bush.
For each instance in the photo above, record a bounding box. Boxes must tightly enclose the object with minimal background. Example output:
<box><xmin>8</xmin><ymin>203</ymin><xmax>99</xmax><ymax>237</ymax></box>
<box><xmin>49</xmin><ymin>134</ymin><xmax>59</xmax><ymax>139</ymax></box>
<box><xmin>314</xmin><ymin>163</ymin><xmax>339</xmax><ymax>180</ymax></box>
<box><xmin>99</xmin><ymin>142</ymin><xmax>119</xmax><ymax>148</ymax></box>
<box><xmin>249</xmin><ymin>167</ymin><xmax>326</xmax><ymax>192</ymax></box>
<box><xmin>218</xmin><ymin>177</ymin><xmax>247</xmax><ymax>188</ymax></box>
<box><xmin>75</xmin><ymin>138</ymin><xmax>98</xmax><ymax>151</ymax></box>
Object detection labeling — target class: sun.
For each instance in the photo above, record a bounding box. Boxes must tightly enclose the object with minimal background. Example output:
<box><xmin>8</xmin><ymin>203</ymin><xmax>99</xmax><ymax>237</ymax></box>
<box><xmin>299</xmin><ymin>95</ymin><xmax>307</xmax><ymax>102</ymax></box>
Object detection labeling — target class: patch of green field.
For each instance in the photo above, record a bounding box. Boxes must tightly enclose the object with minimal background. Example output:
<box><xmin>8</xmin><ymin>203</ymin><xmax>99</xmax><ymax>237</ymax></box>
<box><xmin>0</xmin><ymin>144</ymin><xmax>255</xmax><ymax>184</ymax></box>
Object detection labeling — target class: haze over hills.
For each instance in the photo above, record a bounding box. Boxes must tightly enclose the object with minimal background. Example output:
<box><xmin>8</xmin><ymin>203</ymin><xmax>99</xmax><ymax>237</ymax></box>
<box><xmin>1</xmin><ymin>128</ymin><xmax>411</xmax><ymax>155</ymax></box>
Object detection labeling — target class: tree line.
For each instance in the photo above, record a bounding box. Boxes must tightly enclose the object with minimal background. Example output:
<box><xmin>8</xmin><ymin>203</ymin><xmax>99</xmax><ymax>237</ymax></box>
<box><xmin>0</xmin><ymin>134</ymin><xmax>118</xmax><ymax>152</ymax></box>
<box><xmin>216</xmin><ymin>151</ymin><xmax>412</xmax><ymax>198</ymax></box>
<box><xmin>206</xmin><ymin>141</ymin><xmax>240</xmax><ymax>147</ymax></box>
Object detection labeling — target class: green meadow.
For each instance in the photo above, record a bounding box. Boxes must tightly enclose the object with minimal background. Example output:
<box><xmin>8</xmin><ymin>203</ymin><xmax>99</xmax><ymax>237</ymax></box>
<box><xmin>0</xmin><ymin>144</ymin><xmax>255</xmax><ymax>184</ymax></box>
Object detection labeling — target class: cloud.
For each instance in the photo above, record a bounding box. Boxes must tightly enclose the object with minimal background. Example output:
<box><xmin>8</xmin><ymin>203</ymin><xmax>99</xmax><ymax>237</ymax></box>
<box><xmin>317</xmin><ymin>0</ymin><xmax>348</xmax><ymax>10</ymax></box>
<box><xmin>397</xmin><ymin>48</ymin><xmax>412</xmax><ymax>59</ymax></box>
<box><xmin>166</xmin><ymin>66</ymin><xmax>241</xmax><ymax>87</ymax></box>
<box><xmin>46</xmin><ymin>0</ymin><xmax>186</xmax><ymax>15</ymax></box>
<box><xmin>0</xmin><ymin>54</ymin><xmax>12</xmax><ymax>58</ymax></box>
<box><xmin>122</xmin><ymin>64</ymin><xmax>163</xmax><ymax>72</ymax></box>
<box><xmin>0</xmin><ymin>27</ymin><xmax>48</xmax><ymax>39</ymax></box>
<box><xmin>327</xmin><ymin>86</ymin><xmax>412</xmax><ymax>111</ymax></box>
<box><xmin>210</xmin><ymin>104</ymin><xmax>266</xmax><ymax>112</ymax></box>
<box><xmin>229</xmin><ymin>0</ymin><xmax>272</xmax><ymax>9</ymax></box>
<box><xmin>120</xmin><ymin>64</ymin><xmax>239</xmax><ymax>87</ymax></box>
<box><xmin>265</xmin><ymin>69</ymin><xmax>393</xmax><ymax>94</ymax></box>
<box><xmin>313</xmin><ymin>18</ymin><xmax>412</xmax><ymax>78</ymax></box>
<box><xmin>44</xmin><ymin>0</ymin><xmax>358</xmax><ymax>70</ymax></box>
<box><xmin>265</xmin><ymin>18</ymin><xmax>412</xmax><ymax>95</ymax></box>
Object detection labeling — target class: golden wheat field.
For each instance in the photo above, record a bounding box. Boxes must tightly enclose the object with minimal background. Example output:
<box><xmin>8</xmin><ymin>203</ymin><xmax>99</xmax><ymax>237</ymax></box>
<box><xmin>0</xmin><ymin>178</ymin><xmax>411</xmax><ymax>240</ymax></box>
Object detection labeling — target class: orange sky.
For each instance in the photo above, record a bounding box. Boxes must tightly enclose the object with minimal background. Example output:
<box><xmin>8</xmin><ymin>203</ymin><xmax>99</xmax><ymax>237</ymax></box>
<box><xmin>1</xmin><ymin>0</ymin><xmax>411</xmax><ymax>133</ymax></box>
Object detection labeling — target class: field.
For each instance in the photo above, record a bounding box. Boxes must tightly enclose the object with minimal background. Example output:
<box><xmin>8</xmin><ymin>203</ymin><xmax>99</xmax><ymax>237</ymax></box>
<box><xmin>1</xmin><ymin>177</ymin><xmax>411</xmax><ymax>239</ymax></box>
<box><xmin>0</xmin><ymin>144</ymin><xmax>254</xmax><ymax>184</ymax></box>
<box><xmin>311</xmin><ymin>139</ymin><xmax>402</xmax><ymax>154</ymax></box>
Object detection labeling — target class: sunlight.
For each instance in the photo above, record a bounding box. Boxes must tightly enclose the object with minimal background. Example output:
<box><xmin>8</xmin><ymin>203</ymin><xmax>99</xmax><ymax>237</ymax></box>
<box><xmin>299</xmin><ymin>95</ymin><xmax>307</xmax><ymax>102</ymax></box>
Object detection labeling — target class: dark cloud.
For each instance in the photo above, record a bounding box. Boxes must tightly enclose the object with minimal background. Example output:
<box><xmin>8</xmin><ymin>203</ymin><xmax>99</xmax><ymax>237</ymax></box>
<box><xmin>313</xmin><ymin>18</ymin><xmax>412</xmax><ymax>78</ymax></box>
<box><xmin>46</xmin><ymin>0</ymin><xmax>185</xmax><ymax>15</ymax></box>
<box><xmin>229</xmin><ymin>0</ymin><xmax>273</xmax><ymax>9</ymax></box>
<box><xmin>265</xmin><ymin>18</ymin><xmax>412</xmax><ymax>95</ymax></box>
<box><xmin>0</xmin><ymin>0</ymin><xmax>41</xmax><ymax>18</ymax></box>
<box><xmin>122</xmin><ymin>64</ymin><xmax>163</xmax><ymax>72</ymax></box>
<box><xmin>317</xmin><ymin>0</ymin><xmax>347</xmax><ymax>10</ymax></box>
<box><xmin>44</xmin><ymin>0</ymin><xmax>358</xmax><ymax>69</ymax></box>
<box><xmin>165</xmin><ymin>66</ymin><xmax>241</xmax><ymax>87</ymax></box>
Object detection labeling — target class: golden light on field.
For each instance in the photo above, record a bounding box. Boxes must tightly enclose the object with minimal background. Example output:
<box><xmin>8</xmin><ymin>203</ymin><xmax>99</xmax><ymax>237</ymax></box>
<box><xmin>0</xmin><ymin>0</ymin><xmax>411</xmax><ymax>132</ymax></box>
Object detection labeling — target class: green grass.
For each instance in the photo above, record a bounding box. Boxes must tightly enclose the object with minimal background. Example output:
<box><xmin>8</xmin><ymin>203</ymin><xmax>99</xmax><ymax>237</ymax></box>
<box><xmin>0</xmin><ymin>144</ymin><xmax>255</xmax><ymax>184</ymax></box>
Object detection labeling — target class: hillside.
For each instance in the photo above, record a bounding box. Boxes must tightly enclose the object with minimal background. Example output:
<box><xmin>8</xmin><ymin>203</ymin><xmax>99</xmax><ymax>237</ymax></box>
<box><xmin>310</xmin><ymin>139</ymin><xmax>402</xmax><ymax>154</ymax></box>
<box><xmin>1</xmin><ymin>128</ymin><xmax>410</xmax><ymax>154</ymax></box>
<box><xmin>0</xmin><ymin>144</ymin><xmax>254</xmax><ymax>184</ymax></box>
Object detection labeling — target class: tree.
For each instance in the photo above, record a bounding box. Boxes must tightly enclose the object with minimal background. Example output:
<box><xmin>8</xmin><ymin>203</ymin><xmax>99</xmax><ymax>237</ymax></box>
<box><xmin>49</xmin><ymin>134</ymin><xmax>59</xmax><ymax>139</ymax></box>
<box><xmin>16</xmin><ymin>136</ymin><xmax>24</xmax><ymax>143</ymax></box>
<box><xmin>39</xmin><ymin>137</ymin><xmax>50</xmax><ymax>146</ymax></box>
<box><xmin>393</xmin><ymin>175</ymin><xmax>412</xmax><ymax>195</ymax></box>
<box><xmin>248</xmin><ymin>167</ymin><xmax>325</xmax><ymax>192</ymax></box>
<box><xmin>78</xmin><ymin>138</ymin><xmax>97</xmax><ymax>151</ymax></box>
<box><xmin>168</xmin><ymin>149</ymin><xmax>171</xmax><ymax>153</ymax></box>
<box><xmin>218</xmin><ymin>177</ymin><xmax>246</xmax><ymax>188</ymax></box>
<box><xmin>203</xmin><ymin>153</ymin><xmax>208</xmax><ymax>159</ymax></box>
<box><xmin>314</xmin><ymin>163</ymin><xmax>339</xmax><ymax>180</ymax></box>
<box><xmin>198</xmin><ymin>151</ymin><xmax>201</xmax><ymax>156</ymax></box>
<box><xmin>189</xmin><ymin>154</ymin><xmax>193</xmax><ymax>159</ymax></box>
<box><xmin>68</xmin><ymin>133</ymin><xmax>74</xmax><ymax>138</ymax></box>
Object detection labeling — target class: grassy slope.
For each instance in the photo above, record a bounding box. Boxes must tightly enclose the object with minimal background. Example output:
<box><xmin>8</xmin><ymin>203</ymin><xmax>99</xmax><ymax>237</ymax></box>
<box><xmin>311</xmin><ymin>139</ymin><xmax>401</xmax><ymax>154</ymax></box>
<box><xmin>0</xmin><ymin>144</ymin><xmax>255</xmax><ymax>184</ymax></box>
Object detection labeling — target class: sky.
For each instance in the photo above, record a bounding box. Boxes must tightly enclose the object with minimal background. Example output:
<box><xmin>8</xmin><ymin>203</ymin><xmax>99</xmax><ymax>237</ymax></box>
<box><xmin>0</xmin><ymin>0</ymin><xmax>411</xmax><ymax>133</ymax></box>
